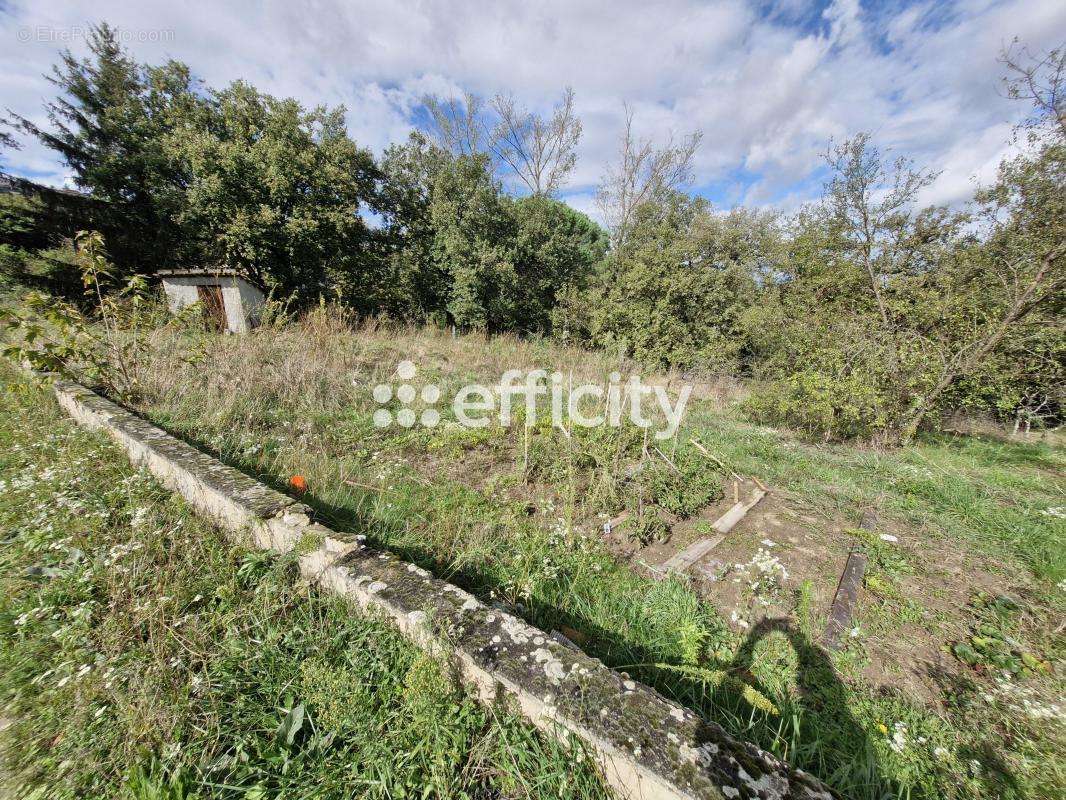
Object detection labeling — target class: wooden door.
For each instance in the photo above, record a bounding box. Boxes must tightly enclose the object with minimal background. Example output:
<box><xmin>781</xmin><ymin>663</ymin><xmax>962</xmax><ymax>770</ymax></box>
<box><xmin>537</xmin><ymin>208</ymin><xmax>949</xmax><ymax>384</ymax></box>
<box><xmin>197</xmin><ymin>284</ymin><xmax>226</xmax><ymax>331</ymax></box>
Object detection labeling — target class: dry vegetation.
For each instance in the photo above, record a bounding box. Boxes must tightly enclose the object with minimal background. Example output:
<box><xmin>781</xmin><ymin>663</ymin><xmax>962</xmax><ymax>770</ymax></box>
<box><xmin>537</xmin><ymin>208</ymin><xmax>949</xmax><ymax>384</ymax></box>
<box><xmin>0</xmin><ymin>361</ymin><xmax>610</xmax><ymax>799</ymax></box>
<box><xmin>79</xmin><ymin>306</ymin><xmax>1064</xmax><ymax>800</ymax></box>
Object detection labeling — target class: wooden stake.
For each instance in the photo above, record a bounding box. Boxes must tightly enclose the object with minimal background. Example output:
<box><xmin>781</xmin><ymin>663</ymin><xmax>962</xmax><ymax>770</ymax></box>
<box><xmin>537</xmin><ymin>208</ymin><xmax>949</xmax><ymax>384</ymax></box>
<box><xmin>603</xmin><ymin>511</ymin><xmax>630</xmax><ymax>536</ymax></box>
<box><xmin>688</xmin><ymin>438</ymin><xmax>724</xmax><ymax>467</ymax></box>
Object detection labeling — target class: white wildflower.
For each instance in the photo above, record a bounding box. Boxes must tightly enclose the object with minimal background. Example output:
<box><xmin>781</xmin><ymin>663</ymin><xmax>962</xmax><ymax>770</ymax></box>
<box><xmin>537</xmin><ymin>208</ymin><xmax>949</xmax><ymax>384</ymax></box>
<box><xmin>889</xmin><ymin>722</ymin><xmax>908</xmax><ymax>753</ymax></box>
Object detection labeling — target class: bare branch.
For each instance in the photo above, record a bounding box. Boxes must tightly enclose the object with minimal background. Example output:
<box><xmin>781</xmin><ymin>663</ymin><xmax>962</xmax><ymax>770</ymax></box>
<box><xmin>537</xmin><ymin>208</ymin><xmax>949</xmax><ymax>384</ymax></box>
<box><xmin>597</xmin><ymin>104</ymin><xmax>703</xmax><ymax>247</ymax></box>
<box><xmin>999</xmin><ymin>39</ymin><xmax>1066</xmax><ymax>139</ymax></box>
<box><xmin>421</xmin><ymin>91</ymin><xmax>490</xmax><ymax>158</ymax></box>
<box><xmin>490</xmin><ymin>87</ymin><xmax>582</xmax><ymax>196</ymax></box>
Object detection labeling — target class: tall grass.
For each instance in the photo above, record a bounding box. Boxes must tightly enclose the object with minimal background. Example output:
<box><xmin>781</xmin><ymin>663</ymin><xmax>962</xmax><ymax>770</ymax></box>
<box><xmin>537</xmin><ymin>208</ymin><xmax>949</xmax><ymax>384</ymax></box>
<box><xmin>0</xmin><ymin>365</ymin><xmax>609</xmax><ymax>799</ymax></box>
<box><xmin>98</xmin><ymin>308</ymin><xmax>1066</xmax><ymax>800</ymax></box>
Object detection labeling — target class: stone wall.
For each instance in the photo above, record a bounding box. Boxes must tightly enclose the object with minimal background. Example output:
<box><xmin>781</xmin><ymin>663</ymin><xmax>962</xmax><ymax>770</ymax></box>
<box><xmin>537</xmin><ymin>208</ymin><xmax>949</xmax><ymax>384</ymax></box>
<box><xmin>52</xmin><ymin>379</ymin><xmax>834</xmax><ymax>800</ymax></box>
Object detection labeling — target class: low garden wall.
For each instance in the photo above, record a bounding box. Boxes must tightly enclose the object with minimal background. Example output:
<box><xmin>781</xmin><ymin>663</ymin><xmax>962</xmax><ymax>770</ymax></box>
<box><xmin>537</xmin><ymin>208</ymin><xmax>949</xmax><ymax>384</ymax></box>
<box><xmin>52</xmin><ymin>378</ymin><xmax>833</xmax><ymax>800</ymax></box>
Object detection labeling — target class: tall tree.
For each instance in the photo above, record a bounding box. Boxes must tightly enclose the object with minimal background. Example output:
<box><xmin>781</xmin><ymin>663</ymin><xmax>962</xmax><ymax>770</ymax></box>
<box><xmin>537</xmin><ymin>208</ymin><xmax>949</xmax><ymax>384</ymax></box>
<box><xmin>749</xmin><ymin>71</ymin><xmax>1064</xmax><ymax>445</ymax></box>
<box><xmin>12</xmin><ymin>23</ymin><xmax>204</xmax><ymax>273</ymax></box>
<box><xmin>167</xmin><ymin>81</ymin><xmax>382</xmax><ymax>301</ymax></box>
<box><xmin>422</xmin><ymin>91</ymin><xmax>491</xmax><ymax>159</ymax></box>
<box><xmin>561</xmin><ymin>194</ymin><xmax>763</xmax><ymax>372</ymax></box>
<box><xmin>892</xmin><ymin>49</ymin><xmax>1065</xmax><ymax>438</ymax></box>
<box><xmin>490</xmin><ymin>88</ymin><xmax>582</xmax><ymax>196</ymax></box>
<box><xmin>889</xmin><ymin>44</ymin><xmax>1066</xmax><ymax>440</ymax></box>
<box><xmin>375</xmin><ymin>131</ymin><xmax>452</xmax><ymax>319</ymax></box>
<box><xmin>597</xmin><ymin>105</ymin><xmax>702</xmax><ymax>248</ymax></box>
<box><xmin>0</xmin><ymin>118</ymin><xmax>18</xmax><ymax>167</ymax></box>
<box><xmin>510</xmin><ymin>194</ymin><xmax>606</xmax><ymax>333</ymax></box>
<box><xmin>429</xmin><ymin>154</ymin><xmax>518</xmax><ymax>331</ymax></box>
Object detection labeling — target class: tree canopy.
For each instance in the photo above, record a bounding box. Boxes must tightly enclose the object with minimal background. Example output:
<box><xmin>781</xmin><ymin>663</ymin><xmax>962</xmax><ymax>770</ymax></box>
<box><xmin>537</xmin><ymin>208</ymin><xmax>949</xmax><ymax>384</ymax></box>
<box><xmin>2</xmin><ymin>24</ymin><xmax>1062</xmax><ymax>443</ymax></box>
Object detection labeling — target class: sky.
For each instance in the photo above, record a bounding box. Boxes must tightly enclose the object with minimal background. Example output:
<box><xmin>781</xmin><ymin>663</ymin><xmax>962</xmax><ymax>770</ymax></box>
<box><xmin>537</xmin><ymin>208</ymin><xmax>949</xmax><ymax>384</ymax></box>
<box><xmin>2</xmin><ymin>0</ymin><xmax>1064</xmax><ymax>222</ymax></box>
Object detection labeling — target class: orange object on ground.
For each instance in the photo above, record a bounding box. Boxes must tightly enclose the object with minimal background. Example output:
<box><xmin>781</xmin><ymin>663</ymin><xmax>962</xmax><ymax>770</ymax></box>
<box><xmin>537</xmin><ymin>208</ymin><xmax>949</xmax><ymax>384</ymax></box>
<box><xmin>289</xmin><ymin>475</ymin><xmax>308</xmax><ymax>494</ymax></box>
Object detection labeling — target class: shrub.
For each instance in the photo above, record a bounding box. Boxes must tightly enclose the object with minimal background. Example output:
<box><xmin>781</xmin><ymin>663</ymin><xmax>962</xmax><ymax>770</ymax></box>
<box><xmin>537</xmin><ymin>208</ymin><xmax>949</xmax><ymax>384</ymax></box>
<box><xmin>745</xmin><ymin>369</ymin><xmax>888</xmax><ymax>442</ymax></box>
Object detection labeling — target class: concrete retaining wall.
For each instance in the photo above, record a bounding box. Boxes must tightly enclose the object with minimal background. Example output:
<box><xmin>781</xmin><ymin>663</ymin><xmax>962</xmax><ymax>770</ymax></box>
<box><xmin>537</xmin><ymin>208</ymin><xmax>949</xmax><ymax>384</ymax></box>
<box><xmin>52</xmin><ymin>379</ymin><xmax>834</xmax><ymax>800</ymax></box>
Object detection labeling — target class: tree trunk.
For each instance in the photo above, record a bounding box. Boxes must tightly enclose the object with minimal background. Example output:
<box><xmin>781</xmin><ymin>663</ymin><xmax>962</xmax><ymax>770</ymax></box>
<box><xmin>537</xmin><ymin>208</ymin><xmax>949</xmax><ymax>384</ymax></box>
<box><xmin>891</xmin><ymin>242</ymin><xmax>1063</xmax><ymax>445</ymax></box>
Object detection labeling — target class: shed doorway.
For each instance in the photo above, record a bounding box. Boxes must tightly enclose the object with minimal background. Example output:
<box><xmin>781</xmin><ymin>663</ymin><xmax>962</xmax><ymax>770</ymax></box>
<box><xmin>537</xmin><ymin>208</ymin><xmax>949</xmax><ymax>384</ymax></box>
<box><xmin>196</xmin><ymin>284</ymin><xmax>226</xmax><ymax>331</ymax></box>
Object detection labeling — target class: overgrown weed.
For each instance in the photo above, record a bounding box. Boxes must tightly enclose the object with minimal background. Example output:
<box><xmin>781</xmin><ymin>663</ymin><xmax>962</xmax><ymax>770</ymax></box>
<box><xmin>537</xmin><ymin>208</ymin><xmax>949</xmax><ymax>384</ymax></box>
<box><xmin>0</xmin><ymin>365</ymin><xmax>609</xmax><ymax>799</ymax></box>
<box><xmin>80</xmin><ymin>314</ymin><xmax>1066</xmax><ymax>800</ymax></box>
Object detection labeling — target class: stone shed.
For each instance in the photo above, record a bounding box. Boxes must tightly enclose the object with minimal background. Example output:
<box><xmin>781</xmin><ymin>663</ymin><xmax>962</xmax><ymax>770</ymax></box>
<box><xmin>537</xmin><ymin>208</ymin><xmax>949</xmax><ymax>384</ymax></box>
<box><xmin>159</xmin><ymin>269</ymin><xmax>265</xmax><ymax>334</ymax></box>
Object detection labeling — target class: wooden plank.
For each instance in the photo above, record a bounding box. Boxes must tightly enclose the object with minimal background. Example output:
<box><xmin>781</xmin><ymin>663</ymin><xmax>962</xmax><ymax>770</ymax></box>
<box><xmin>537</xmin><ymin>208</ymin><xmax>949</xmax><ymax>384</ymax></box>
<box><xmin>653</xmin><ymin>489</ymin><xmax>767</xmax><ymax>578</ymax></box>
<box><xmin>823</xmin><ymin>510</ymin><xmax>877</xmax><ymax>650</ymax></box>
<box><xmin>822</xmin><ymin>551</ymin><xmax>867</xmax><ymax>649</ymax></box>
<box><xmin>660</xmin><ymin>534</ymin><xmax>725</xmax><ymax>573</ymax></box>
<box><xmin>711</xmin><ymin>489</ymin><xmax>767</xmax><ymax>535</ymax></box>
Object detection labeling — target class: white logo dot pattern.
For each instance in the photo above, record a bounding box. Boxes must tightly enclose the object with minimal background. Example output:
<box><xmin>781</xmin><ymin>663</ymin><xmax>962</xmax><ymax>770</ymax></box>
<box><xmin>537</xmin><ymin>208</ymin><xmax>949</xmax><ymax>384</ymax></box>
<box><xmin>372</xmin><ymin>362</ymin><xmax>440</xmax><ymax>428</ymax></box>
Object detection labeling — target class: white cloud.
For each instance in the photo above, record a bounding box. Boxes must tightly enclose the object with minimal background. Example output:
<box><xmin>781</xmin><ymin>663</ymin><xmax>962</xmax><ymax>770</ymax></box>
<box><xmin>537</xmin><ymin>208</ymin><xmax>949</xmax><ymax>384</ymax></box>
<box><xmin>560</xmin><ymin>191</ymin><xmax>602</xmax><ymax>224</ymax></box>
<box><xmin>2</xmin><ymin>0</ymin><xmax>1063</xmax><ymax>212</ymax></box>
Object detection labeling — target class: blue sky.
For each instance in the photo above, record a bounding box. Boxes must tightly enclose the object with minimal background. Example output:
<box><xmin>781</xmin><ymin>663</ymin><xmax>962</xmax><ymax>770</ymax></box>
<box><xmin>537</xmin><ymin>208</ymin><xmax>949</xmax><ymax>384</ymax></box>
<box><xmin>2</xmin><ymin>0</ymin><xmax>1064</xmax><ymax>221</ymax></box>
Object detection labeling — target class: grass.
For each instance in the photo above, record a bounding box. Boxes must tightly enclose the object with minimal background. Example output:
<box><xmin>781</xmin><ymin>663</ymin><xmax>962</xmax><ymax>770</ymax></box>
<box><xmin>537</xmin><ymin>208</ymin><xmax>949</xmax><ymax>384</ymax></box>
<box><xmin>687</xmin><ymin>407</ymin><xmax>1066</xmax><ymax>583</ymax></box>
<box><xmin>0</xmin><ymin>366</ymin><xmax>609</xmax><ymax>799</ymax></box>
<box><xmin>72</xmin><ymin>307</ymin><xmax>1061</xmax><ymax>800</ymax></box>
<box><xmin>3</xmin><ymin>302</ymin><xmax>1064</xmax><ymax>799</ymax></box>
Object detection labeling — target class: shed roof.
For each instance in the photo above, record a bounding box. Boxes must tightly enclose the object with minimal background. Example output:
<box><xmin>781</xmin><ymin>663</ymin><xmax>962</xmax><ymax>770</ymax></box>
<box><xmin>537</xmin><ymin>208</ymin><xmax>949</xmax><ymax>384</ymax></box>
<box><xmin>157</xmin><ymin>268</ymin><xmax>264</xmax><ymax>290</ymax></box>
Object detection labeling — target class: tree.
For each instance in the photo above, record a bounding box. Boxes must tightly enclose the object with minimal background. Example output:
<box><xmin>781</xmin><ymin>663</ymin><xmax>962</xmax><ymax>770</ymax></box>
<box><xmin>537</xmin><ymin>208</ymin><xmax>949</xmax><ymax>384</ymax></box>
<box><xmin>422</xmin><ymin>91</ymin><xmax>491</xmax><ymax>159</ymax></box>
<box><xmin>1000</xmin><ymin>40</ymin><xmax>1066</xmax><ymax>139</ymax></box>
<box><xmin>11</xmin><ymin>23</ymin><xmax>205</xmax><ymax>274</ymax></box>
<box><xmin>889</xmin><ymin>45</ymin><xmax>1066</xmax><ymax>440</ymax></box>
<box><xmin>378</xmin><ymin>137</ymin><xmax>604</xmax><ymax>333</ymax></box>
<box><xmin>749</xmin><ymin>74</ymin><xmax>1064</xmax><ymax>445</ymax></box>
<box><xmin>490</xmin><ymin>88</ymin><xmax>582</xmax><ymax>196</ymax></box>
<box><xmin>429</xmin><ymin>154</ymin><xmax>519</xmax><ymax>331</ymax></box>
<box><xmin>375</xmin><ymin>132</ymin><xmax>452</xmax><ymax>320</ymax></box>
<box><xmin>562</xmin><ymin>194</ymin><xmax>763</xmax><ymax>372</ymax></box>
<box><xmin>423</xmin><ymin>87</ymin><xmax>583</xmax><ymax>197</ymax></box>
<box><xmin>510</xmin><ymin>194</ymin><xmax>606</xmax><ymax>333</ymax></box>
<box><xmin>167</xmin><ymin>81</ymin><xmax>383</xmax><ymax>301</ymax></box>
<box><xmin>0</xmin><ymin>117</ymin><xmax>18</xmax><ymax>169</ymax></box>
<box><xmin>597</xmin><ymin>106</ymin><xmax>702</xmax><ymax>247</ymax></box>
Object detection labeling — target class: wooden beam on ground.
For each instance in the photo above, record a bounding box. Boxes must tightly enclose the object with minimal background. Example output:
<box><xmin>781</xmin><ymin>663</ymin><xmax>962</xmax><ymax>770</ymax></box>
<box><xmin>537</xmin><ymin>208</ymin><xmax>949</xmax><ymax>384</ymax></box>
<box><xmin>823</xmin><ymin>510</ymin><xmax>877</xmax><ymax>650</ymax></box>
<box><xmin>710</xmin><ymin>489</ymin><xmax>767</xmax><ymax>535</ymax></box>
<box><xmin>659</xmin><ymin>534</ymin><xmax>725</xmax><ymax>574</ymax></box>
<box><xmin>654</xmin><ymin>489</ymin><xmax>767</xmax><ymax>578</ymax></box>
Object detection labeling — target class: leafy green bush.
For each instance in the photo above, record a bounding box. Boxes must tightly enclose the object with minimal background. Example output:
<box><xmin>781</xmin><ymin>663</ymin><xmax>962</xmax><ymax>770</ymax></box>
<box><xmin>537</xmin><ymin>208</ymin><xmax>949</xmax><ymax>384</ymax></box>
<box><xmin>641</xmin><ymin>449</ymin><xmax>723</xmax><ymax>518</ymax></box>
<box><xmin>745</xmin><ymin>369</ymin><xmax>889</xmax><ymax>441</ymax></box>
<box><xmin>0</xmin><ymin>231</ymin><xmax>161</xmax><ymax>398</ymax></box>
